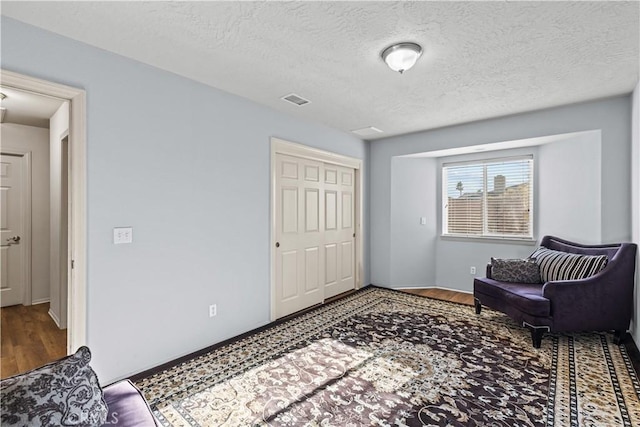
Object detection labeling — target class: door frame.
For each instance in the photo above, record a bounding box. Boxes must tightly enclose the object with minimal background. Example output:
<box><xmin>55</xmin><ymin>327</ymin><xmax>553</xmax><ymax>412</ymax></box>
<box><xmin>270</xmin><ymin>137</ymin><xmax>363</xmax><ymax>321</ymax></box>
<box><xmin>1</xmin><ymin>69</ymin><xmax>87</xmax><ymax>353</ymax></box>
<box><xmin>0</xmin><ymin>150</ymin><xmax>32</xmax><ymax>306</ymax></box>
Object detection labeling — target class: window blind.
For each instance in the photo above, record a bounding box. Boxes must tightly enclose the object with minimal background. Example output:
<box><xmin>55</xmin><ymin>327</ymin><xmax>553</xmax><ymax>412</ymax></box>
<box><xmin>443</xmin><ymin>156</ymin><xmax>533</xmax><ymax>238</ymax></box>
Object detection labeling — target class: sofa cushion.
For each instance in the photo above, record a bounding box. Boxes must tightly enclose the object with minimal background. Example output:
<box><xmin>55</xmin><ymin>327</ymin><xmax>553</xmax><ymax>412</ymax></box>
<box><xmin>491</xmin><ymin>257</ymin><xmax>541</xmax><ymax>283</ymax></box>
<box><xmin>474</xmin><ymin>278</ymin><xmax>550</xmax><ymax>317</ymax></box>
<box><xmin>531</xmin><ymin>247</ymin><xmax>608</xmax><ymax>282</ymax></box>
<box><xmin>0</xmin><ymin>346</ymin><xmax>108</xmax><ymax>427</ymax></box>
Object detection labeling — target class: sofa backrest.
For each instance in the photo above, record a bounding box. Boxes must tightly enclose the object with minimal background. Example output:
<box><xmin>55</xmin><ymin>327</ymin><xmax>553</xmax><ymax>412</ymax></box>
<box><xmin>540</xmin><ymin>235</ymin><xmax>622</xmax><ymax>260</ymax></box>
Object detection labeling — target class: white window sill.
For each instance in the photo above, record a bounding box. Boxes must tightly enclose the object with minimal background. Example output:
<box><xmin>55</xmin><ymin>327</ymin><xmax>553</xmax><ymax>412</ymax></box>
<box><xmin>440</xmin><ymin>234</ymin><xmax>538</xmax><ymax>245</ymax></box>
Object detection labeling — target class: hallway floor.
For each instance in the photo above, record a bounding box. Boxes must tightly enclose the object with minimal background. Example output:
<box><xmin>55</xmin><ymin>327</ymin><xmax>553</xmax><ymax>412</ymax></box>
<box><xmin>1</xmin><ymin>302</ymin><xmax>66</xmax><ymax>378</ymax></box>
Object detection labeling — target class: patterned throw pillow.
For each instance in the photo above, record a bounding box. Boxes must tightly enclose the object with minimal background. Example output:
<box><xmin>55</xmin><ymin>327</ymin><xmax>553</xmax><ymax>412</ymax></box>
<box><xmin>490</xmin><ymin>258</ymin><xmax>541</xmax><ymax>283</ymax></box>
<box><xmin>530</xmin><ymin>247</ymin><xmax>608</xmax><ymax>282</ymax></box>
<box><xmin>0</xmin><ymin>346</ymin><xmax>107</xmax><ymax>427</ymax></box>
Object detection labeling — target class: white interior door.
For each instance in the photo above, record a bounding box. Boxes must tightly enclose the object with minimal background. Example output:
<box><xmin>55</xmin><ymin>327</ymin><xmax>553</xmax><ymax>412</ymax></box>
<box><xmin>1</xmin><ymin>154</ymin><xmax>26</xmax><ymax>307</ymax></box>
<box><xmin>274</xmin><ymin>152</ymin><xmax>357</xmax><ymax>318</ymax></box>
<box><xmin>275</xmin><ymin>154</ymin><xmax>325</xmax><ymax>318</ymax></box>
<box><xmin>323</xmin><ymin>165</ymin><xmax>355</xmax><ymax>299</ymax></box>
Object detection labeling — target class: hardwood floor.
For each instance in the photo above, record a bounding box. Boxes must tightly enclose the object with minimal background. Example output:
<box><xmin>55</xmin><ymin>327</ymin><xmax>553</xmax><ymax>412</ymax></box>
<box><xmin>1</xmin><ymin>303</ymin><xmax>67</xmax><ymax>379</ymax></box>
<box><xmin>400</xmin><ymin>287</ymin><xmax>474</xmax><ymax>305</ymax></box>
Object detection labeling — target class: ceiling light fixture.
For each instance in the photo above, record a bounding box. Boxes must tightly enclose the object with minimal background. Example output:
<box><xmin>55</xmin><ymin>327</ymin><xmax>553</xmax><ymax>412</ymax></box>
<box><xmin>381</xmin><ymin>42</ymin><xmax>422</xmax><ymax>74</ymax></box>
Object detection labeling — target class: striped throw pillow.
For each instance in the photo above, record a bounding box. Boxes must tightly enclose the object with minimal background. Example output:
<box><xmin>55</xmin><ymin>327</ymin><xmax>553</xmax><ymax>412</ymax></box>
<box><xmin>530</xmin><ymin>247</ymin><xmax>608</xmax><ymax>282</ymax></box>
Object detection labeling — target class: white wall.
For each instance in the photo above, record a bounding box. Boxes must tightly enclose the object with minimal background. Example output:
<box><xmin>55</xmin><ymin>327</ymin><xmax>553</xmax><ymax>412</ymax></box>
<box><xmin>632</xmin><ymin>82</ymin><xmax>640</xmax><ymax>345</ymax></box>
<box><xmin>1</xmin><ymin>17</ymin><xmax>367</xmax><ymax>383</ymax></box>
<box><xmin>49</xmin><ymin>102</ymin><xmax>69</xmax><ymax>328</ymax></box>
<box><xmin>0</xmin><ymin>123</ymin><xmax>50</xmax><ymax>303</ymax></box>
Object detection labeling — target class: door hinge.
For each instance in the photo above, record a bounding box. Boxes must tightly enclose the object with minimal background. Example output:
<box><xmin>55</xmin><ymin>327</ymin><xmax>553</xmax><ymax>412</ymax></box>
<box><xmin>71</xmin><ymin>259</ymin><xmax>75</xmax><ymax>269</ymax></box>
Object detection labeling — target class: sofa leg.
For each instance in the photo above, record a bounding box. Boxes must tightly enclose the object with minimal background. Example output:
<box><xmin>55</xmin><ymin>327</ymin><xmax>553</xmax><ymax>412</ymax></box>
<box><xmin>530</xmin><ymin>328</ymin><xmax>544</xmax><ymax>348</ymax></box>
<box><xmin>613</xmin><ymin>330</ymin><xmax>626</xmax><ymax>345</ymax></box>
<box><xmin>474</xmin><ymin>299</ymin><xmax>482</xmax><ymax>314</ymax></box>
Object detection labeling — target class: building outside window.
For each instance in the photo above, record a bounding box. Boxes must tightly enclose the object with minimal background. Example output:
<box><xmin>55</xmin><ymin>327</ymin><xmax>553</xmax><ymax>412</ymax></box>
<box><xmin>442</xmin><ymin>156</ymin><xmax>533</xmax><ymax>239</ymax></box>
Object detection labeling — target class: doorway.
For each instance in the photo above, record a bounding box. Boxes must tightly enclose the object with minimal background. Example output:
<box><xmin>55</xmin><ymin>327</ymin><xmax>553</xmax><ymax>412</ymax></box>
<box><xmin>0</xmin><ymin>70</ymin><xmax>87</xmax><ymax>370</ymax></box>
<box><xmin>0</xmin><ymin>89</ymin><xmax>68</xmax><ymax>375</ymax></box>
<box><xmin>270</xmin><ymin>138</ymin><xmax>363</xmax><ymax>320</ymax></box>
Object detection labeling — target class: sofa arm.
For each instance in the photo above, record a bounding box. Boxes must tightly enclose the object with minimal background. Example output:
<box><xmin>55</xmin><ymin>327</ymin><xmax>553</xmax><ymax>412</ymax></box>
<box><xmin>542</xmin><ymin>271</ymin><xmax>632</xmax><ymax>332</ymax></box>
<box><xmin>102</xmin><ymin>379</ymin><xmax>157</xmax><ymax>426</ymax></box>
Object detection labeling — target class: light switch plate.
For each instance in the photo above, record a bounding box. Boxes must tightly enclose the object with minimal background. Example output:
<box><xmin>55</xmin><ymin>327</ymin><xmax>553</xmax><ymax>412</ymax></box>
<box><xmin>113</xmin><ymin>227</ymin><xmax>133</xmax><ymax>244</ymax></box>
<box><xmin>420</xmin><ymin>217</ymin><xmax>427</xmax><ymax>225</ymax></box>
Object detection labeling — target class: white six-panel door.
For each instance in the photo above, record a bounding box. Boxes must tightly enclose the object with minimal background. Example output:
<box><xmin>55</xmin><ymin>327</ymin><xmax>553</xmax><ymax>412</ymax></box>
<box><xmin>323</xmin><ymin>164</ymin><xmax>355</xmax><ymax>299</ymax></box>
<box><xmin>1</xmin><ymin>154</ymin><xmax>26</xmax><ymax>307</ymax></box>
<box><xmin>275</xmin><ymin>154</ymin><xmax>356</xmax><ymax>318</ymax></box>
<box><xmin>275</xmin><ymin>154</ymin><xmax>325</xmax><ymax>318</ymax></box>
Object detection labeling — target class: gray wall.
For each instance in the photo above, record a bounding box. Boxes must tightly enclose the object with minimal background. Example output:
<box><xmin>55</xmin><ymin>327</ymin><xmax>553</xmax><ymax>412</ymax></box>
<box><xmin>1</xmin><ymin>17</ymin><xmax>367</xmax><ymax>383</ymax></box>
<box><xmin>388</xmin><ymin>134</ymin><xmax>602</xmax><ymax>292</ymax></box>
<box><xmin>371</xmin><ymin>96</ymin><xmax>632</xmax><ymax>292</ymax></box>
<box><xmin>389</xmin><ymin>157</ymin><xmax>437</xmax><ymax>286</ymax></box>
<box><xmin>537</xmin><ymin>132</ymin><xmax>601</xmax><ymax>244</ymax></box>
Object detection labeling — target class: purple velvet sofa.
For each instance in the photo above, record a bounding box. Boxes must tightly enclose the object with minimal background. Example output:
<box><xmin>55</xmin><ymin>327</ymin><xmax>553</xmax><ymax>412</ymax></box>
<box><xmin>102</xmin><ymin>379</ymin><xmax>157</xmax><ymax>426</ymax></box>
<box><xmin>473</xmin><ymin>235</ymin><xmax>638</xmax><ymax>348</ymax></box>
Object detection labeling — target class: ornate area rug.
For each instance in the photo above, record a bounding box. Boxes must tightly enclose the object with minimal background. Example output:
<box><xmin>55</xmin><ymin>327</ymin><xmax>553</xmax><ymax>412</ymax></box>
<box><xmin>135</xmin><ymin>287</ymin><xmax>640</xmax><ymax>426</ymax></box>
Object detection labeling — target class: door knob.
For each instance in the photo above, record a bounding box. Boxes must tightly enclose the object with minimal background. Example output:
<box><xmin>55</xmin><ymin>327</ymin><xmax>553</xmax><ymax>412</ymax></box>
<box><xmin>275</xmin><ymin>242</ymin><xmax>280</xmax><ymax>248</ymax></box>
<box><xmin>6</xmin><ymin>236</ymin><xmax>20</xmax><ymax>245</ymax></box>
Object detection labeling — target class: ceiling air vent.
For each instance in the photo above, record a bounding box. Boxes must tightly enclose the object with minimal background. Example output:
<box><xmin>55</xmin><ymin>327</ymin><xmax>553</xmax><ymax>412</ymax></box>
<box><xmin>351</xmin><ymin>126</ymin><xmax>383</xmax><ymax>137</ymax></box>
<box><xmin>281</xmin><ymin>93</ymin><xmax>310</xmax><ymax>106</ymax></box>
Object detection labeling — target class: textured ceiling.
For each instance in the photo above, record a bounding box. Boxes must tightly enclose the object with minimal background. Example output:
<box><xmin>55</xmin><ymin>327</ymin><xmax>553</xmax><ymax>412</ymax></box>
<box><xmin>2</xmin><ymin>1</ymin><xmax>638</xmax><ymax>140</ymax></box>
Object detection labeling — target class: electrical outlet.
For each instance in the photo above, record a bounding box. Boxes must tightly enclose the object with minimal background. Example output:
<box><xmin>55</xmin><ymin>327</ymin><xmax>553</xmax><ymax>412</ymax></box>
<box><xmin>113</xmin><ymin>227</ymin><xmax>133</xmax><ymax>244</ymax></box>
<box><xmin>209</xmin><ymin>304</ymin><xmax>217</xmax><ymax>318</ymax></box>
<box><xmin>470</xmin><ymin>266</ymin><xmax>476</xmax><ymax>275</ymax></box>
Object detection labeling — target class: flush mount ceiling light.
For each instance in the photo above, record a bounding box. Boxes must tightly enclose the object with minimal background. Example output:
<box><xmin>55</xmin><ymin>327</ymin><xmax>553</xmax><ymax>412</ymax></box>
<box><xmin>381</xmin><ymin>42</ymin><xmax>422</xmax><ymax>74</ymax></box>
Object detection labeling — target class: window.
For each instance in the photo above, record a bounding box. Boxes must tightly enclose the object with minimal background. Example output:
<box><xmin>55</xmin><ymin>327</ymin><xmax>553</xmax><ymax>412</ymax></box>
<box><xmin>442</xmin><ymin>156</ymin><xmax>533</xmax><ymax>239</ymax></box>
